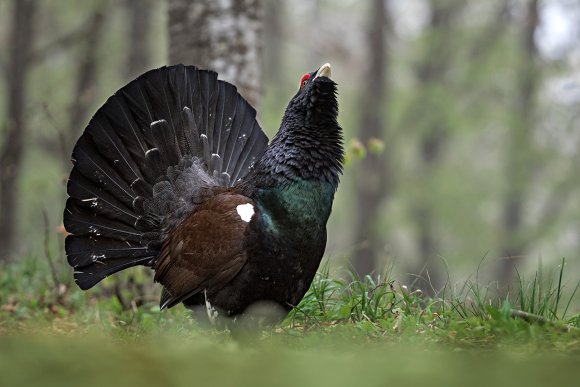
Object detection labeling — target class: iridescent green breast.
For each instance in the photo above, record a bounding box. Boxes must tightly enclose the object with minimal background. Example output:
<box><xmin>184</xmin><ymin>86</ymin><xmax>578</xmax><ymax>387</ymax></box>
<box><xmin>255</xmin><ymin>179</ymin><xmax>336</xmax><ymax>236</ymax></box>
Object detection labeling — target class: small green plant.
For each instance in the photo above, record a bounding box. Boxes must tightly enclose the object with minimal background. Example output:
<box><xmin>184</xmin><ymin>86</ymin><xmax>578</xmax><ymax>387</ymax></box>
<box><xmin>2</xmin><ymin>255</ymin><xmax>580</xmax><ymax>347</ymax></box>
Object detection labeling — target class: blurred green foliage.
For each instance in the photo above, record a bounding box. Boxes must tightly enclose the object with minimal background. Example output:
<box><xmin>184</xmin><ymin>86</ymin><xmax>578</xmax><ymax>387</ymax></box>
<box><xmin>1</xmin><ymin>334</ymin><xmax>580</xmax><ymax>387</ymax></box>
<box><xmin>1</xmin><ymin>255</ymin><xmax>580</xmax><ymax>387</ymax></box>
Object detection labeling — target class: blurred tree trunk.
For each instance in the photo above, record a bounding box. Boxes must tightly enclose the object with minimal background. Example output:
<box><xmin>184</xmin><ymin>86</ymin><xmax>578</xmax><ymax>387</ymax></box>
<box><xmin>307</xmin><ymin>0</ymin><xmax>322</xmax><ymax>69</ymax></box>
<box><xmin>352</xmin><ymin>0</ymin><xmax>391</xmax><ymax>276</ymax></box>
<box><xmin>0</xmin><ymin>0</ymin><xmax>37</xmax><ymax>261</ymax></box>
<box><xmin>125</xmin><ymin>0</ymin><xmax>153</xmax><ymax>79</ymax></box>
<box><xmin>497</xmin><ymin>0</ymin><xmax>540</xmax><ymax>289</ymax></box>
<box><xmin>410</xmin><ymin>0</ymin><xmax>461</xmax><ymax>293</ymax></box>
<box><xmin>168</xmin><ymin>0</ymin><xmax>263</xmax><ymax>108</ymax></box>
<box><xmin>264</xmin><ymin>0</ymin><xmax>283</xmax><ymax>93</ymax></box>
<box><xmin>63</xmin><ymin>9</ymin><xmax>106</xmax><ymax>166</ymax></box>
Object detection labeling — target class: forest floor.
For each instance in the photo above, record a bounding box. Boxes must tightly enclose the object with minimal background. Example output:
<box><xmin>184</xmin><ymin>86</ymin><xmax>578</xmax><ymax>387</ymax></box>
<box><xmin>1</xmin><ymin>257</ymin><xmax>579</xmax><ymax>387</ymax></box>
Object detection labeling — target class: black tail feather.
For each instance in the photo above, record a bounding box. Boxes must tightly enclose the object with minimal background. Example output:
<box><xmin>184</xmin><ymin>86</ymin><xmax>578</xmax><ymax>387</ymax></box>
<box><xmin>64</xmin><ymin>64</ymin><xmax>268</xmax><ymax>290</ymax></box>
<box><xmin>64</xmin><ymin>198</ymin><xmax>142</xmax><ymax>242</ymax></box>
<box><xmin>66</xmin><ymin>236</ymin><xmax>151</xmax><ymax>268</ymax></box>
<box><xmin>71</xmin><ymin>136</ymin><xmax>137</xmax><ymax>208</ymax></box>
<box><xmin>181</xmin><ymin>107</ymin><xmax>199</xmax><ymax>157</ymax></box>
<box><xmin>150</xmin><ymin>119</ymin><xmax>180</xmax><ymax>166</ymax></box>
<box><xmin>67</xmin><ymin>169</ymin><xmax>135</xmax><ymax>219</ymax></box>
<box><xmin>231</xmin><ymin>121</ymin><xmax>266</xmax><ymax>183</ymax></box>
<box><xmin>143</xmin><ymin>148</ymin><xmax>166</xmax><ymax>181</ymax></box>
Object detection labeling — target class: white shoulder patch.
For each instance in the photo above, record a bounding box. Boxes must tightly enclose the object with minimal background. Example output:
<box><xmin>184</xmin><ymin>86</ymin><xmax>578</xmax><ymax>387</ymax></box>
<box><xmin>236</xmin><ymin>203</ymin><xmax>254</xmax><ymax>223</ymax></box>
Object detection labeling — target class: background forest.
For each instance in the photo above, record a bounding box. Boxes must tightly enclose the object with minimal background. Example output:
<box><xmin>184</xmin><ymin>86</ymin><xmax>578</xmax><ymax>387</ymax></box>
<box><xmin>2</xmin><ymin>2</ymin><xmax>580</xmax><ymax>386</ymax></box>
<box><xmin>1</xmin><ymin>0</ymin><xmax>580</xmax><ymax>297</ymax></box>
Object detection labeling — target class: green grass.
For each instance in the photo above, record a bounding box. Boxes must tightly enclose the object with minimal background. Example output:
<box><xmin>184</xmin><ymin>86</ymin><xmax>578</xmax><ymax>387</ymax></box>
<box><xmin>1</xmin><ymin>256</ymin><xmax>580</xmax><ymax>387</ymax></box>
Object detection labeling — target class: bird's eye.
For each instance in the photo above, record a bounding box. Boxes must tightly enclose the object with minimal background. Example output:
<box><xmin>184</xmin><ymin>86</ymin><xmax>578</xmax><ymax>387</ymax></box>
<box><xmin>299</xmin><ymin>73</ymin><xmax>311</xmax><ymax>89</ymax></box>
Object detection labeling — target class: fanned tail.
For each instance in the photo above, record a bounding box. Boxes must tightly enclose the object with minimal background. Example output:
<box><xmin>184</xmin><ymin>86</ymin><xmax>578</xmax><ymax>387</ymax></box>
<box><xmin>64</xmin><ymin>65</ymin><xmax>268</xmax><ymax>290</ymax></box>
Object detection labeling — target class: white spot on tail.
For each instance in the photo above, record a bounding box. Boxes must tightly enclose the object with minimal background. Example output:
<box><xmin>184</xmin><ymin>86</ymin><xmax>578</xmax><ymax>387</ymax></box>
<box><xmin>81</xmin><ymin>197</ymin><xmax>98</xmax><ymax>208</ymax></box>
<box><xmin>236</xmin><ymin>203</ymin><xmax>254</xmax><ymax>222</ymax></box>
<box><xmin>145</xmin><ymin>148</ymin><xmax>158</xmax><ymax>156</ymax></box>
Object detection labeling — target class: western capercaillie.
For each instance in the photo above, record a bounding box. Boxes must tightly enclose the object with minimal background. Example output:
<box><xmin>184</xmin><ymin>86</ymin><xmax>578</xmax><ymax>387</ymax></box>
<box><xmin>64</xmin><ymin>63</ymin><xmax>343</xmax><ymax>321</ymax></box>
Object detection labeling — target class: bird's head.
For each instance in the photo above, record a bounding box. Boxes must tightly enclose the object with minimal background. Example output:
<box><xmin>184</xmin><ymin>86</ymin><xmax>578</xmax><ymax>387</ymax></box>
<box><xmin>282</xmin><ymin>63</ymin><xmax>339</xmax><ymax>129</ymax></box>
<box><xmin>247</xmin><ymin>63</ymin><xmax>343</xmax><ymax>188</ymax></box>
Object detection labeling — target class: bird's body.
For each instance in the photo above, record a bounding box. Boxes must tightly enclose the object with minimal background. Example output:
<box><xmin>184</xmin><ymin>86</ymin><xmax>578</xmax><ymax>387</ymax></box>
<box><xmin>64</xmin><ymin>63</ymin><xmax>342</xmax><ymax>320</ymax></box>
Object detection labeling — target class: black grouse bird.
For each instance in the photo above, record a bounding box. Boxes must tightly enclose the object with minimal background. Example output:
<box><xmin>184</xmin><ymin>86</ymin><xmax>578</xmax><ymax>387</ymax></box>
<box><xmin>64</xmin><ymin>63</ymin><xmax>343</xmax><ymax>320</ymax></box>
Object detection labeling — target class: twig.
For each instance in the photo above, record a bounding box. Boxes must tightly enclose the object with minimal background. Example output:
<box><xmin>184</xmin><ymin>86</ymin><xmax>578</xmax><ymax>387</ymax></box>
<box><xmin>41</xmin><ymin>103</ymin><xmax>69</xmax><ymax>163</ymax></box>
<box><xmin>42</xmin><ymin>208</ymin><xmax>60</xmax><ymax>290</ymax></box>
<box><xmin>0</xmin><ymin>57</ymin><xmax>5</xmax><ymax>79</ymax></box>
<box><xmin>286</xmin><ymin>302</ymin><xmax>320</xmax><ymax>328</ymax></box>
<box><xmin>113</xmin><ymin>281</ymin><xmax>129</xmax><ymax>311</ymax></box>
<box><xmin>510</xmin><ymin>309</ymin><xmax>575</xmax><ymax>332</ymax></box>
<box><xmin>510</xmin><ymin>309</ymin><xmax>550</xmax><ymax>325</ymax></box>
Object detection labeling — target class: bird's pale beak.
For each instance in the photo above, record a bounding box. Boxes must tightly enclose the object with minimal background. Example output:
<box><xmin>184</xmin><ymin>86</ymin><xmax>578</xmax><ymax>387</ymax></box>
<box><xmin>315</xmin><ymin>63</ymin><xmax>332</xmax><ymax>79</ymax></box>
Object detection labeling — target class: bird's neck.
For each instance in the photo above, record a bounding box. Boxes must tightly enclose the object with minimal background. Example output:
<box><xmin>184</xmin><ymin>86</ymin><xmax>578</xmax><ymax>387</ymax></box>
<box><xmin>247</xmin><ymin>124</ymin><xmax>344</xmax><ymax>189</ymax></box>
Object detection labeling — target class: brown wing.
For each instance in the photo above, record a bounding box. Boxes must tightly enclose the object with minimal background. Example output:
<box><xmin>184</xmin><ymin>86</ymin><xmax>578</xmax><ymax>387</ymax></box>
<box><xmin>154</xmin><ymin>192</ymin><xmax>256</xmax><ymax>309</ymax></box>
